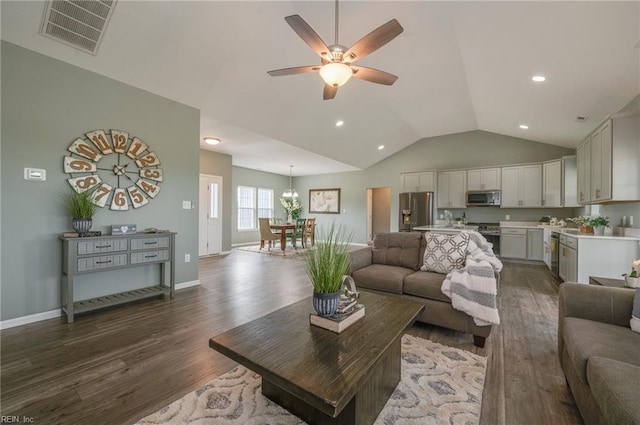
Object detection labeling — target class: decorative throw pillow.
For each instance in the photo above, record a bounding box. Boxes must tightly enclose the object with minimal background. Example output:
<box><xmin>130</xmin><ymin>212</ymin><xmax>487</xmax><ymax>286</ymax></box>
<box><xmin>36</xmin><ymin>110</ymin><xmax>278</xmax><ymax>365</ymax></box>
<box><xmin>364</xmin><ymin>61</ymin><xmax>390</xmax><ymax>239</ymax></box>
<box><xmin>631</xmin><ymin>288</ymin><xmax>640</xmax><ymax>334</ymax></box>
<box><xmin>421</xmin><ymin>232</ymin><xmax>470</xmax><ymax>274</ymax></box>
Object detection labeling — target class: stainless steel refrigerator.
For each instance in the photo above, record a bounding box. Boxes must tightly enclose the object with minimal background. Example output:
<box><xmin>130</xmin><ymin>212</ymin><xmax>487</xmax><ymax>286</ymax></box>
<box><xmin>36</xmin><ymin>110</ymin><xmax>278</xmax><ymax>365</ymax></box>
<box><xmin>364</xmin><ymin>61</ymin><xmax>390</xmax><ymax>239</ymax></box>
<box><xmin>399</xmin><ymin>192</ymin><xmax>434</xmax><ymax>231</ymax></box>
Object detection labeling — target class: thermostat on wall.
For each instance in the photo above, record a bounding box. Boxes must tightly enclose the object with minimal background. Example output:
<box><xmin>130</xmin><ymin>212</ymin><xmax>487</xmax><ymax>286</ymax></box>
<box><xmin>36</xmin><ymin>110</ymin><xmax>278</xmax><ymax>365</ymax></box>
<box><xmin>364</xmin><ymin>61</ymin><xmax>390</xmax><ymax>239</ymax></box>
<box><xmin>24</xmin><ymin>168</ymin><xmax>46</xmax><ymax>181</ymax></box>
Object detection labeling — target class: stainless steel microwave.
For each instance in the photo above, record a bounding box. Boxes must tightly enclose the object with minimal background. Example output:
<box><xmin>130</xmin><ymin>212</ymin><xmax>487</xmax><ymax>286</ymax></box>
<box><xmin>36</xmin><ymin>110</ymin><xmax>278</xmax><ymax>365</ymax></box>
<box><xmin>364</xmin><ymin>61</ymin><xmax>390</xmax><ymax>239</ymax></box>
<box><xmin>466</xmin><ymin>191</ymin><xmax>501</xmax><ymax>206</ymax></box>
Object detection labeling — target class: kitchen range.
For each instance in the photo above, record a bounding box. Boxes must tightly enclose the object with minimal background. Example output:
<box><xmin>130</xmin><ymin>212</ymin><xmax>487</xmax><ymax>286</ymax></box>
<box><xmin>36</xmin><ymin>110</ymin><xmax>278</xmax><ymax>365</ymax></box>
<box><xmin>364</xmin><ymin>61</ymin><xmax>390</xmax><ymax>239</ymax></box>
<box><xmin>470</xmin><ymin>223</ymin><xmax>501</xmax><ymax>257</ymax></box>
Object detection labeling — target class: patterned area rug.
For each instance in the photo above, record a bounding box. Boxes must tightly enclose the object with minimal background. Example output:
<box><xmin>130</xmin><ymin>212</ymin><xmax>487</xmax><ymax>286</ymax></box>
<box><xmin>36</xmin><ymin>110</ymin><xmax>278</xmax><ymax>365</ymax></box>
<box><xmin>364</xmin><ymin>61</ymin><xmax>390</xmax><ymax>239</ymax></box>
<box><xmin>136</xmin><ymin>335</ymin><xmax>486</xmax><ymax>425</ymax></box>
<box><xmin>234</xmin><ymin>243</ymin><xmax>309</xmax><ymax>256</ymax></box>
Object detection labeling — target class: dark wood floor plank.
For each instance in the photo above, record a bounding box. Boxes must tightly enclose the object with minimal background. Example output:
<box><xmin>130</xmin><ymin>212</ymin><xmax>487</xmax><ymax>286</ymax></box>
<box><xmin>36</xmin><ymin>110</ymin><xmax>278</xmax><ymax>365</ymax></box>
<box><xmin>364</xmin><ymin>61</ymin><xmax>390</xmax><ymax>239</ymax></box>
<box><xmin>1</xmin><ymin>251</ymin><xmax>582</xmax><ymax>425</ymax></box>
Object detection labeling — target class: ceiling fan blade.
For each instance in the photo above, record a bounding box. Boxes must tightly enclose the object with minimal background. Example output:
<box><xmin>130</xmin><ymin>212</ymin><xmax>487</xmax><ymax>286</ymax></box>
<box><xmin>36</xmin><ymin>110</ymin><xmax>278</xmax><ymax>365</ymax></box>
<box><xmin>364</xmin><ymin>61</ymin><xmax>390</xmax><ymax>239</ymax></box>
<box><xmin>267</xmin><ymin>65</ymin><xmax>321</xmax><ymax>77</ymax></box>
<box><xmin>343</xmin><ymin>19</ymin><xmax>403</xmax><ymax>63</ymax></box>
<box><xmin>285</xmin><ymin>15</ymin><xmax>331</xmax><ymax>60</ymax></box>
<box><xmin>351</xmin><ymin>66</ymin><xmax>398</xmax><ymax>85</ymax></box>
<box><xmin>323</xmin><ymin>84</ymin><xmax>338</xmax><ymax>100</ymax></box>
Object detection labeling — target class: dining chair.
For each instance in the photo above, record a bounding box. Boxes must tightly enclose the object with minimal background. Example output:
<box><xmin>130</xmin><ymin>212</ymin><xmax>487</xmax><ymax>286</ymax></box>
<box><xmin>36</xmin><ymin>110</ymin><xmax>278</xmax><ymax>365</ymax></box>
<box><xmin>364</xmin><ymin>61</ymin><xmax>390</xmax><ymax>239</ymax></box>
<box><xmin>259</xmin><ymin>218</ymin><xmax>279</xmax><ymax>251</ymax></box>
<box><xmin>291</xmin><ymin>218</ymin><xmax>306</xmax><ymax>249</ymax></box>
<box><xmin>303</xmin><ymin>217</ymin><xmax>316</xmax><ymax>248</ymax></box>
<box><xmin>270</xmin><ymin>217</ymin><xmax>283</xmax><ymax>237</ymax></box>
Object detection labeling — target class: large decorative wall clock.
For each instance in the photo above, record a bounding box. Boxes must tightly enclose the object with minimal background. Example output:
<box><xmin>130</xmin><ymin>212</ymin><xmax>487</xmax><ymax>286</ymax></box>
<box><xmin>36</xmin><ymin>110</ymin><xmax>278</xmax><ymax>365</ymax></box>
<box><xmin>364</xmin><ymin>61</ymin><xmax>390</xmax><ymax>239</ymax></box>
<box><xmin>63</xmin><ymin>130</ymin><xmax>163</xmax><ymax>210</ymax></box>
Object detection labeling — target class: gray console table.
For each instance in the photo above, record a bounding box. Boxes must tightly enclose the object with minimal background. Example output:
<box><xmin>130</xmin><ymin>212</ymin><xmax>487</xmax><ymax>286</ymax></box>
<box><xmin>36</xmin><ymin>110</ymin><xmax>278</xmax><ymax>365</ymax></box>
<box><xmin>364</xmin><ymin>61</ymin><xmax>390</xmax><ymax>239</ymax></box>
<box><xmin>61</xmin><ymin>232</ymin><xmax>176</xmax><ymax>323</ymax></box>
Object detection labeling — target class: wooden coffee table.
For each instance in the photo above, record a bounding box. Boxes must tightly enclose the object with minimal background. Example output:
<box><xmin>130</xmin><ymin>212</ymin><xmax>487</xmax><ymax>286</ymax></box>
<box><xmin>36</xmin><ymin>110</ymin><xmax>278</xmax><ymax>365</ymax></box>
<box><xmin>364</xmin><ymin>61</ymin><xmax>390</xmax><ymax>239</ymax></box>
<box><xmin>209</xmin><ymin>291</ymin><xmax>424</xmax><ymax>425</ymax></box>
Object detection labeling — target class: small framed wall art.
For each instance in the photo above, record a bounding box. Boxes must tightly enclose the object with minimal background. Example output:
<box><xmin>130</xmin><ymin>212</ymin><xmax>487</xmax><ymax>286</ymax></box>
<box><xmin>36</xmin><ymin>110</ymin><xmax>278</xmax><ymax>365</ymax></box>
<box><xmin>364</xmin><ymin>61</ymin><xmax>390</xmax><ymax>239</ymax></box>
<box><xmin>309</xmin><ymin>188</ymin><xmax>341</xmax><ymax>214</ymax></box>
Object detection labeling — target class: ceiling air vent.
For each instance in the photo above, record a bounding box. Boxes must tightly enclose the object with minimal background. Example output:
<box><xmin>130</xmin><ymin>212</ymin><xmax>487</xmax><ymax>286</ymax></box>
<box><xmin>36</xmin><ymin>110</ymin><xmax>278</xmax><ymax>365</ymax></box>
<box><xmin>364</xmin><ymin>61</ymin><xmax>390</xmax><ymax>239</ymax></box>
<box><xmin>575</xmin><ymin>116</ymin><xmax>589</xmax><ymax>123</ymax></box>
<box><xmin>40</xmin><ymin>0</ymin><xmax>117</xmax><ymax>55</ymax></box>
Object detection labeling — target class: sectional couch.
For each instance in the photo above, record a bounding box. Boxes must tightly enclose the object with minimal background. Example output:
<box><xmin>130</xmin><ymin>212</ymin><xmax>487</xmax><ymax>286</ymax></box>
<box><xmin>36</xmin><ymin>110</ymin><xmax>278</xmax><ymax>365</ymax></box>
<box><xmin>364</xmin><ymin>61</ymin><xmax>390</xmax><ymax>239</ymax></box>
<box><xmin>349</xmin><ymin>231</ymin><xmax>496</xmax><ymax>347</ymax></box>
<box><xmin>558</xmin><ymin>283</ymin><xmax>640</xmax><ymax>425</ymax></box>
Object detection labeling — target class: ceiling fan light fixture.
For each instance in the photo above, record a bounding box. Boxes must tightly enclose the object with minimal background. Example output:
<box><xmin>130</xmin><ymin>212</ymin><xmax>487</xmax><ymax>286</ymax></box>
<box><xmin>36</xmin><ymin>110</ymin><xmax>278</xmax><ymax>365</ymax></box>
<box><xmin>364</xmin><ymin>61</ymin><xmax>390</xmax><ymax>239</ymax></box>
<box><xmin>319</xmin><ymin>62</ymin><xmax>353</xmax><ymax>87</ymax></box>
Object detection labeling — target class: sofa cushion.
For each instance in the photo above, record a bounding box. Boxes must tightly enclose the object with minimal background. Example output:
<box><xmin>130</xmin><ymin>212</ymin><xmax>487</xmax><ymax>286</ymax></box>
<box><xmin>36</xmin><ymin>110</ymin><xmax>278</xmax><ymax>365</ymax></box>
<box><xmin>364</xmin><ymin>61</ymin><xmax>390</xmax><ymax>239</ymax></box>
<box><xmin>562</xmin><ymin>317</ymin><xmax>640</xmax><ymax>385</ymax></box>
<box><xmin>421</xmin><ymin>232</ymin><xmax>469</xmax><ymax>274</ymax></box>
<box><xmin>403</xmin><ymin>271</ymin><xmax>450</xmax><ymax>303</ymax></box>
<box><xmin>372</xmin><ymin>232</ymin><xmax>422</xmax><ymax>271</ymax></box>
<box><xmin>587</xmin><ymin>356</ymin><xmax>640</xmax><ymax>425</ymax></box>
<box><xmin>352</xmin><ymin>264</ymin><xmax>414</xmax><ymax>294</ymax></box>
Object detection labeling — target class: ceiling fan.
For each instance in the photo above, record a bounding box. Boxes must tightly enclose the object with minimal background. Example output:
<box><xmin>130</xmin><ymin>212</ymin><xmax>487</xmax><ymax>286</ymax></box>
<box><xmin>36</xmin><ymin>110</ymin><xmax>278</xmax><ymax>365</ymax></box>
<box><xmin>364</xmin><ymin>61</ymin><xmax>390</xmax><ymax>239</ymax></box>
<box><xmin>267</xmin><ymin>0</ymin><xmax>403</xmax><ymax>100</ymax></box>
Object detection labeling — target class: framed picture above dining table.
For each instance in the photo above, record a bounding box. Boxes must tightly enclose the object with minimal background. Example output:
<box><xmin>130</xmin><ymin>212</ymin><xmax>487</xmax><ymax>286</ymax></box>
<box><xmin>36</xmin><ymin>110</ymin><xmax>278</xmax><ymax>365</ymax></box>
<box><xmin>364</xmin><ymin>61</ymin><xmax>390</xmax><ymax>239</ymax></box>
<box><xmin>309</xmin><ymin>188</ymin><xmax>340</xmax><ymax>214</ymax></box>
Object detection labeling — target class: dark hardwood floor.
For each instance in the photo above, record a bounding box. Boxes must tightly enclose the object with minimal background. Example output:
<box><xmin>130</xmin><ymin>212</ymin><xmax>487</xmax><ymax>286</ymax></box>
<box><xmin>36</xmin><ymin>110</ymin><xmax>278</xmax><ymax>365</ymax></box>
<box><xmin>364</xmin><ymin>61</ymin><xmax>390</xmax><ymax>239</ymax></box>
<box><xmin>0</xmin><ymin>250</ymin><xmax>582</xmax><ymax>425</ymax></box>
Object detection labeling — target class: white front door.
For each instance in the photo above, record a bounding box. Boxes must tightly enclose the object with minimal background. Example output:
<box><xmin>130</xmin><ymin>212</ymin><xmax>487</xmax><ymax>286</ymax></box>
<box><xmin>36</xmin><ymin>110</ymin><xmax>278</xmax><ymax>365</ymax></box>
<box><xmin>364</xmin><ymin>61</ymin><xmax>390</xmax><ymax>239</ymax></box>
<box><xmin>199</xmin><ymin>174</ymin><xmax>222</xmax><ymax>256</ymax></box>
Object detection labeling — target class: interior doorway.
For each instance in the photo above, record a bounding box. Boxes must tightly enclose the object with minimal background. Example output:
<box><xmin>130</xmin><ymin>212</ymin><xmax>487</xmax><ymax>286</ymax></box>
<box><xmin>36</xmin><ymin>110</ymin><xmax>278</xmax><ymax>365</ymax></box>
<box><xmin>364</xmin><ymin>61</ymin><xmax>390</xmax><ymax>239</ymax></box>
<box><xmin>366</xmin><ymin>187</ymin><xmax>391</xmax><ymax>242</ymax></box>
<box><xmin>199</xmin><ymin>174</ymin><xmax>223</xmax><ymax>256</ymax></box>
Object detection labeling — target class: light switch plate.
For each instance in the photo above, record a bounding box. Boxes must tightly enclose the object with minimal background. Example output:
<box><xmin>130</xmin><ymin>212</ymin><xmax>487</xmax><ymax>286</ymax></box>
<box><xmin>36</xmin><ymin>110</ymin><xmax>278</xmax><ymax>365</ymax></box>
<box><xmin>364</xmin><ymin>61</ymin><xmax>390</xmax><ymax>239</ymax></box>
<box><xmin>182</xmin><ymin>201</ymin><xmax>191</xmax><ymax>209</ymax></box>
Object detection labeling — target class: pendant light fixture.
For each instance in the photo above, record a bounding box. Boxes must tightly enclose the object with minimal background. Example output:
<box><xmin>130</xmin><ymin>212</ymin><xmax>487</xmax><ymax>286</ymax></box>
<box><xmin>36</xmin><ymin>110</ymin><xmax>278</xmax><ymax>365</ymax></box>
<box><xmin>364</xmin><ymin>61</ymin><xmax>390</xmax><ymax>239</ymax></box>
<box><xmin>282</xmin><ymin>165</ymin><xmax>298</xmax><ymax>198</ymax></box>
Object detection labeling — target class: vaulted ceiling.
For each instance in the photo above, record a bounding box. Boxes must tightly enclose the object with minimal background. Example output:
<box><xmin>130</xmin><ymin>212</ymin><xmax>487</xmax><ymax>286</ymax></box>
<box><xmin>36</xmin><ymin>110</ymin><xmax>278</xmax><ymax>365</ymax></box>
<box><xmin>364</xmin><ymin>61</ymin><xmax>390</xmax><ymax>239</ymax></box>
<box><xmin>2</xmin><ymin>1</ymin><xmax>638</xmax><ymax>176</ymax></box>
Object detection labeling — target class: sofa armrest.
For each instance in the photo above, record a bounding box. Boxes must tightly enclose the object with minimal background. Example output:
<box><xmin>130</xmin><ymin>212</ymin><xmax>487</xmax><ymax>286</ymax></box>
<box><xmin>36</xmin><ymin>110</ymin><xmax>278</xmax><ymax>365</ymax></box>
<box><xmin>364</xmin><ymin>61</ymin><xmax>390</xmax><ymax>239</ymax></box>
<box><xmin>558</xmin><ymin>283</ymin><xmax>635</xmax><ymax>369</ymax></box>
<box><xmin>349</xmin><ymin>247</ymin><xmax>373</xmax><ymax>274</ymax></box>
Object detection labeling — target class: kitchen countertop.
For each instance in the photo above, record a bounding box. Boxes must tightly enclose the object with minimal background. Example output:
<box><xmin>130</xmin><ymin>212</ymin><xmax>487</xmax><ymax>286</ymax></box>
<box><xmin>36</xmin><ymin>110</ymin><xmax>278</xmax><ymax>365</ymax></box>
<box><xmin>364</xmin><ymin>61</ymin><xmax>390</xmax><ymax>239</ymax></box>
<box><xmin>413</xmin><ymin>225</ymin><xmax>479</xmax><ymax>232</ymax></box>
<box><xmin>499</xmin><ymin>221</ymin><xmax>640</xmax><ymax>241</ymax></box>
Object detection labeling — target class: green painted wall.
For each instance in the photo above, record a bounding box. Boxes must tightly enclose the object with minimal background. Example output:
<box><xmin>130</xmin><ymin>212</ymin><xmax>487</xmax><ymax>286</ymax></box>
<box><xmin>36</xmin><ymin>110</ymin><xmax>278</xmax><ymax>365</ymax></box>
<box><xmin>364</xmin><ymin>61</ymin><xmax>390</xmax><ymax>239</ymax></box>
<box><xmin>1</xmin><ymin>42</ymin><xmax>200</xmax><ymax>321</ymax></box>
<box><xmin>294</xmin><ymin>130</ymin><xmax>576</xmax><ymax>243</ymax></box>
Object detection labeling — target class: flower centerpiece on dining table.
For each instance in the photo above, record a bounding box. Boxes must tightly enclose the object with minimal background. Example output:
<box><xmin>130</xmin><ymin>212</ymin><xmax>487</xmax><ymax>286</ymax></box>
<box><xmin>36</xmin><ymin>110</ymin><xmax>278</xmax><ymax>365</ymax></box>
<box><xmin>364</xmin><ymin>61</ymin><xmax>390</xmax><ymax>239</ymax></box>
<box><xmin>622</xmin><ymin>259</ymin><xmax>640</xmax><ymax>288</ymax></box>
<box><xmin>280</xmin><ymin>197</ymin><xmax>302</xmax><ymax>223</ymax></box>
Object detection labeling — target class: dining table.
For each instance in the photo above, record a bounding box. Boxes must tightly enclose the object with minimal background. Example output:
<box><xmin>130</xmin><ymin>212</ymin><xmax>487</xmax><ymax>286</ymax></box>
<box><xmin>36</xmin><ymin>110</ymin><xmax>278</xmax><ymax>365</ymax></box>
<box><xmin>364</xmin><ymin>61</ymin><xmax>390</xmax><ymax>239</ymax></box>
<box><xmin>269</xmin><ymin>223</ymin><xmax>296</xmax><ymax>251</ymax></box>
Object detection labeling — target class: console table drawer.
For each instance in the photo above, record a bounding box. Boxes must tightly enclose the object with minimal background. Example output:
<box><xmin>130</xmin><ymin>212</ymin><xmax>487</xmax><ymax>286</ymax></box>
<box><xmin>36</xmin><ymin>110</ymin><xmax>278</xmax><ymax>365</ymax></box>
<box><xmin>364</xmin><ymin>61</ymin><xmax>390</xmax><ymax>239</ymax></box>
<box><xmin>130</xmin><ymin>237</ymin><xmax>169</xmax><ymax>250</ymax></box>
<box><xmin>77</xmin><ymin>239</ymin><xmax>128</xmax><ymax>255</ymax></box>
<box><xmin>131</xmin><ymin>250</ymin><xmax>169</xmax><ymax>264</ymax></box>
<box><xmin>77</xmin><ymin>254</ymin><xmax>128</xmax><ymax>272</ymax></box>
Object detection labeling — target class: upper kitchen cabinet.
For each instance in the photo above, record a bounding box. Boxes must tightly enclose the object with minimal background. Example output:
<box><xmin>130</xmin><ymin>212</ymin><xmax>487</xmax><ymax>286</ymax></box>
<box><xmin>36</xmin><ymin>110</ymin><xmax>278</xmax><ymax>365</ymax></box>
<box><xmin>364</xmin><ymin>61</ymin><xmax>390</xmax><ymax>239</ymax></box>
<box><xmin>542</xmin><ymin>157</ymin><xmax>579</xmax><ymax>208</ymax></box>
<box><xmin>401</xmin><ymin>171</ymin><xmax>436</xmax><ymax>193</ymax></box>
<box><xmin>467</xmin><ymin>167</ymin><xmax>501</xmax><ymax>191</ymax></box>
<box><xmin>501</xmin><ymin>164</ymin><xmax>542</xmax><ymax>208</ymax></box>
<box><xmin>577</xmin><ymin>142</ymin><xmax>591</xmax><ymax>203</ymax></box>
<box><xmin>437</xmin><ymin>170</ymin><xmax>467</xmax><ymax>208</ymax></box>
<box><xmin>577</xmin><ymin>113</ymin><xmax>640</xmax><ymax>204</ymax></box>
<box><xmin>542</xmin><ymin>160</ymin><xmax>562</xmax><ymax>207</ymax></box>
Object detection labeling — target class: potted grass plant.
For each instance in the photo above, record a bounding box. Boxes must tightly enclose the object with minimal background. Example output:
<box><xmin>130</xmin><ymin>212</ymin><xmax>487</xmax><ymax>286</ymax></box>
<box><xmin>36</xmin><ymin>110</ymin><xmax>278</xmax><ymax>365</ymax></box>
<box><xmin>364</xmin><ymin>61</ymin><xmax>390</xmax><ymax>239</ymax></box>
<box><xmin>304</xmin><ymin>222</ymin><xmax>353</xmax><ymax>316</ymax></box>
<box><xmin>62</xmin><ymin>187</ymin><xmax>99</xmax><ymax>232</ymax></box>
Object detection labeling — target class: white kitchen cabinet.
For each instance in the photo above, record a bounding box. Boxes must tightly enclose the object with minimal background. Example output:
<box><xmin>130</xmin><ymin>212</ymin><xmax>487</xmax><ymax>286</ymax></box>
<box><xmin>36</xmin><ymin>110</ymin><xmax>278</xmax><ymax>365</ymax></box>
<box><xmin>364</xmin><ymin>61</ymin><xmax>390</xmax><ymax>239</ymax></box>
<box><xmin>562</xmin><ymin>156</ymin><xmax>579</xmax><ymax>207</ymax></box>
<box><xmin>527</xmin><ymin>229</ymin><xmax>544</xmax><ymax>261</ymax></box>
<box><xmin>577</xmin><ymin>113</ymin><xmax>640</xmax><ymax>204</ymax></box>
<box><xmin>501</xmin><ymin>164</ymin><xmax>542</xmax><ymax>208</ymax></box>
<box><xmin>467</xmin><ymin>168</ymin><xmax>501</xmax><ymax>191</ymax></box>
<box><xmin>437</xmin><ymin>170</ymin><xmax>466</xmax><ymax>208</ymax></box>
<box><xmin>500</xmin><ymin>228</ymin><xmax>527</xmax><ymax>259</ymax></box>
<box><xmin>577</xmin><ymin>142</ymin><xmax>591</xmax><ymax>204</ymax></box>
<box><xmin>559</xmin><ymin>235</ymin><xmax>578</xmax><ymax>282</ymax></box>
<box><xmin>556</xmin><ymin>233</ymin><xmax>639</xmax><ymax>284</ymax></box>
<box><xmin>542</xmin><ymin>160</ymin><xmax>561</xmax><ymax>207</ymax></box>
<box><xmin>401</xmin><ymin>171</ymin><xmax>436</xmax><ymax>193</ymax></box>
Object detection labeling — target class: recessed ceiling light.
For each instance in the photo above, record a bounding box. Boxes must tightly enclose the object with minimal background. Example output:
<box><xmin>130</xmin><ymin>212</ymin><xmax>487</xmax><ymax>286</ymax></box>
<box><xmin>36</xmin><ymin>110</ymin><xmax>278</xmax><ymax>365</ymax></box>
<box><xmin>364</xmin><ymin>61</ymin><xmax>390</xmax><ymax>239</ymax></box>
<box><xmin>335</xmin><ymin>120</ymin><xmax>344</xmax><ymax>127</ymax></box>
<box><xmin>519</xmin><ymin>124</ymin><xmax>529</xmax><ymax>129</ymax></box>
<box><xmin>378</xmin><ymin>145</ymin><xmax>385</xmax><ymax>150</ymax></box>
<box><xmin>532</xmin><ymin>75</ymin><xmax>546</xmax><ymax>82</ymax></box>
<box><xmin>204</xmin><ymin>137</ymin><xmax>221</xmax><ymax>145</ymax></box>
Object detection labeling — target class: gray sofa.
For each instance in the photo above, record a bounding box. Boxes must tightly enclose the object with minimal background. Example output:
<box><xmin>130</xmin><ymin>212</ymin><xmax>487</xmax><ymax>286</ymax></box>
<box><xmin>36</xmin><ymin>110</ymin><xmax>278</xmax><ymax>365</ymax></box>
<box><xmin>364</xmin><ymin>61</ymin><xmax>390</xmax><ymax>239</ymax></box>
<box><xmin>349</xmin><ymin>232</ymin><xmax>494</xmax><ymax>347</ymax></box>
<box><xmin>558</xmin><ymin>283</ymin><xmax>640</xmax><ymax>425</ymax></box>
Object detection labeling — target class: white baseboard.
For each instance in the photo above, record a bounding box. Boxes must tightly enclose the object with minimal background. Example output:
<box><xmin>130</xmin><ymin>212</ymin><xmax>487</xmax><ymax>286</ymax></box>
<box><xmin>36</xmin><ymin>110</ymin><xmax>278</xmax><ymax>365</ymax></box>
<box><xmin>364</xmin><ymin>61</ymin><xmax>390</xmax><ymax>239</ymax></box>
<box><xmin>176</xmin><ymin>279</ymin><xmax>201</xmax><ymax>290</ymax></box>
<box><xmin>0</xmin><ymin>309</ymin><xmax>62</xmax><ymax>330</ymax></box>
<box><xmin>1</xmin><ymin>280</ymin><xmax>201</xmax><ymax>329</ymax></box>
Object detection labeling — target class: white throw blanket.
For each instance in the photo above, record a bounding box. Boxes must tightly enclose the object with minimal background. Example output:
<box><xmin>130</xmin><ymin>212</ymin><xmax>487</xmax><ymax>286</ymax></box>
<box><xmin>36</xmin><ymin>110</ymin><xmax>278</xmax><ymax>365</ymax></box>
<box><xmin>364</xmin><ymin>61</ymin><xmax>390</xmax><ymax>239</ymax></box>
<box><xmin>442</xmin><ymin>231</ymin><xmax>503</xmax><ymax>326</ymax></box>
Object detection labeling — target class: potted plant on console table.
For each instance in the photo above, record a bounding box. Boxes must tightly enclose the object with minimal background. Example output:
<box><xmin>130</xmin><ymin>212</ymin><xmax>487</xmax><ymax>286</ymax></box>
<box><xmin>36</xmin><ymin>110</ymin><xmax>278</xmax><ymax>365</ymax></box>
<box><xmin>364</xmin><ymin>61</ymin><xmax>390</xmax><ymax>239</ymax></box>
<box><xmin>304</xmin><ymin>222</ymin><xmax>353</xmax><ymax>316</ymax></box>
<box><xmin>62</xmin><ymin>187</ymin><xmax>99</xmax><ymax>232</ymax></box>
